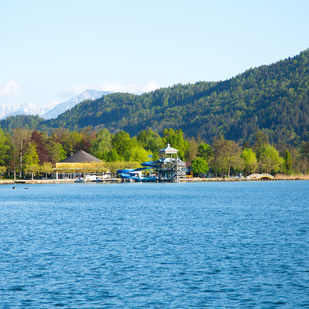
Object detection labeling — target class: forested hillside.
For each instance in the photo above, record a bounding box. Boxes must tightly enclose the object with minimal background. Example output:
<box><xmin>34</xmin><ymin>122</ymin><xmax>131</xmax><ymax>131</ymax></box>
<box><xmin>0</xmin><ymin>115</ymin><xmax>44</xmax><ymax>132</ymax></box>
<box><xmin>3</xmin><ymin>49</ymin><xmax>309</xmax><ymax>145</ymax></box>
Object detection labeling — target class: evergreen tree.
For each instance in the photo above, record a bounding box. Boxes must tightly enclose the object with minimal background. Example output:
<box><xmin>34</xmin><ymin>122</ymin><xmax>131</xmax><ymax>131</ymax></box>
<box><xmin>284</xmin><ymin>150</ymin><xmax>293</xmax><ymax>174</ymax></box>
<box><xmin>253</xmin><ymin>130</ymin><xmax>270</xmax><ymax>153</ymax></box>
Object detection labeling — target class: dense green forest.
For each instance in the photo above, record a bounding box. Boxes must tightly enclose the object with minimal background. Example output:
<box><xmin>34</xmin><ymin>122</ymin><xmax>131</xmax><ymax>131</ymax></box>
<box><xmin>1</xmin><ymin>49</ymin><xmax>309</xmax><ymax>146</ymax></box>
<box><xmin>0</xmin><ymin>115</ymin><xmax>44</xmax><ymax>132</ymax></box>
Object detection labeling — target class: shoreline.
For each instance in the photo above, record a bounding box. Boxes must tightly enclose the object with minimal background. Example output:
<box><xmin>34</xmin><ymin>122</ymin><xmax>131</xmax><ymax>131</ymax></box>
<box><xmin>0</xmin><ymin>179</ymin><xmax>77</xmax><ymax>185</ymax></box>
<box><xmin>180</xmin><ymin>176</ymin><xmax>309</xmax><ymax>182</ymax></box>
<box><xmin>1</xmin><ymin>176</ymin><xmax>308</xmax><ymax>185</ymax></box>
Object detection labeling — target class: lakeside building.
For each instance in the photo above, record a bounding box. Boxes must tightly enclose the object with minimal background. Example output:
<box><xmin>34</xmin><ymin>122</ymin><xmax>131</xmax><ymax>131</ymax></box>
<box><xmin>54</xmin><ymin>150</ymin><xmax>109</xmax><ymax>180</ymax></box>
<box><xmin>154</xmin><ymin>144</ymin><xmax>186</xmax><ymax>182</ymax></box>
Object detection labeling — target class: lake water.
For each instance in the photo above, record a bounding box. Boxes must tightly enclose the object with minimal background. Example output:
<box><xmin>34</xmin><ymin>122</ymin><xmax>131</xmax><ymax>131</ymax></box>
<box><xmin>0</xmin><ymin>181</ymin><xmax>308</xmax><ymax>308</ymax></box>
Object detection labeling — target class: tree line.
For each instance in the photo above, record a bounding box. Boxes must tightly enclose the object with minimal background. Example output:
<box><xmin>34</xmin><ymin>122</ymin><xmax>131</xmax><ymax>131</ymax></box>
<box><xmin>0</xmin><ymin>126</ymin><xmax>308</xmax><ymax>179</ymax></box>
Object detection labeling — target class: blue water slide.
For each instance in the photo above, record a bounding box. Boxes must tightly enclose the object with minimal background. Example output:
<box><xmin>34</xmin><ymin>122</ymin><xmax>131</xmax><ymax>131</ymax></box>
<box><xmin>120</xmin><ymin>173</ymin><xmax>141</xmax><ymax>180</ymax></box>
<box><xmin>141</xmin><ymin>161</ymin><xmax>157</xmax><ymax>167</ymax></box>
<box><xmin>117</xmin><ymin>167</ymin><xmax>150</xmax><ymax>174</ymax></box>
<box><xmin>117</xmin><ymin>166</ymin><xmax>156</xmax><ymax>182</ymax></box>
<box><xmin>133</xmin><ymin>167</ymin><xmax>150</xmax><ymax>171</ymax></box>
<box><xmin>117</xmin><ymin>168</ymin><xmax>135</xmax><ymax>174</ymax></box>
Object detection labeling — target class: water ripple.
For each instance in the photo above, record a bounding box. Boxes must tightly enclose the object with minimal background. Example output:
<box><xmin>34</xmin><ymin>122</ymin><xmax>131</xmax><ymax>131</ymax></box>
<box><xmin>0</xmin><ymin>181</ymin><xmax>308</xmax><ymax>308</ymax></box>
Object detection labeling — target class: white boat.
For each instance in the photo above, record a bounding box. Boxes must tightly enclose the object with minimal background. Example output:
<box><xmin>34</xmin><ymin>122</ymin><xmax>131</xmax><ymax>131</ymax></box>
<box><xmin>85</xmin><ymin>175</ymin><xmax>97</xmax><ymax>182</ymax></box>
<box><xmin>75</xmin><ymin>177</ymin><xmax>86</xmax><ymax>183</ymax></box>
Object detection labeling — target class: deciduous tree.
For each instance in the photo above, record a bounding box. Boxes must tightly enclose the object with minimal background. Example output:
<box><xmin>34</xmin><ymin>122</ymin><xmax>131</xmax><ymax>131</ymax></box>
<box><xmin>162</xmin><ymin>128</ymin><xmax>188</xmax><ymax>159</ymax></box>
<box><xmin>184</xmin><ymin>138</ymin><xmax>198</xmax><ymax>162</ymax></box>
<box><xmin>31</xmin><ymin>130</ymin><xmax>50</xmax><ymax>163</ymax></box>
<box><xmin>112</xmin><ymin>131</ymin><xmax>132</xmax><ymax>159</ymax></box>
<box><xmin>11</xmin><ymin>128</ymin><xmax>31</xmax><ymax>178</ymax></box>
<box><xmin>241</xmin><ymin>148</ymin><xmax>258</xmax><ymax>176</ymax></box>
<box><xmin>198</xmin><ymin>143</ymin><xmax>214</xmax><ymax>161</ymax></box>
<box><xmin>90</xmin><ymin>129</ymin><xmax>112</xmax><ymax>159</ymax></box>
<box><xmin>0</xmin><ymin>127</ymin><xmax>10</xmax><ymax>166</ymax></box>
<box><xmin>137</xmin><ymin>129</ymin><xmax>164</xmax><ymax>159</ymax></box>
<box><xmin>191</xmin><ymin>157</ymin><xmax>209</xmax><ymax>177</ymax></box>
<box><xmin>40</xmin><ymin>162</ymin><xmax>54</xmax><ymax>179</ymax></box>
<box><xmin>211</xmin><ymin>136</ymin><xmax>244</xmax><ymax>177</ymax></box>
<box><xmin>0</xmin><ymin>166</ymin><xmax>6</xmax><ymax>179</ymax></box>
<box><xmin>23</xmin><ymin>143</ymin><xmax>39</xmax><ymax>180</ymax></box>
<box><xmin>48</xmin><ymin>142</ymin><xmax>67</xmax><ymax>164</ymax></box>
<box><xmin>258</xmin><ymin>145</ymin><xmax>283</xmax><ymax>174</ymax></box>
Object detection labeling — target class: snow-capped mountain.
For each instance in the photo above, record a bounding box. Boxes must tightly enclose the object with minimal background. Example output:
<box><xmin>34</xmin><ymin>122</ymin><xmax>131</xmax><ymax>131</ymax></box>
<box><xmin>43</xmin><ymin>89</ymin><xmax>110</xmax><ymax>120</ymax></box>
<box><xmin>0</xmin><ymin>102</ymin><xmax>50</xmax><ymax>119</ymax></box>
<box><xmin>0</xmin><ymin>89</ymin><xmax>110</xmax><ymax>120</ymax></box>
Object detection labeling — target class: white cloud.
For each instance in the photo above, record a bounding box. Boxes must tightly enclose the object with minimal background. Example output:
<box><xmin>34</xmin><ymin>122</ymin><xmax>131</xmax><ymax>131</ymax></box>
<box><xmin>58</xmin><ymin>81</ymin><xmax>161</xmax><ymax>102</ymax></box>
<box><xmin>141</xmin><ymin>81</ymin><xmax>161</xmax><ymax>93</ymax></box>
<box><xmin>99</xmin><ymin>81</ymin><xmax>139</xmax><ymax>93</ymax></box>
<box><xmin>58</xmin><ymin>84</ymin><xmax>93</xmax><ymax>98</ymax></box>
<box><xmin>99</xmin><ymin>81</ymin><xmax>160</xmax><ymax>94</ymax></box>
<box><xmin>47</xmin><ymin>99</ymin><xmax>61</xmax><ymax>108</ymax></box>
<box><xmin>0</xmin><ymin>81</ymin><xmax>21</xmax><ymax>97</ymax></box>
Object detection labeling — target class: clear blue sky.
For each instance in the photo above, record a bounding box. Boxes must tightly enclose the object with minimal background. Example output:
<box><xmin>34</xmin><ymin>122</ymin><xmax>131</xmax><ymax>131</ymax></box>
<box><xmin>1</xmin><ymin>0</ymin><xmax>309</xmax><ymax>107</ymax></box>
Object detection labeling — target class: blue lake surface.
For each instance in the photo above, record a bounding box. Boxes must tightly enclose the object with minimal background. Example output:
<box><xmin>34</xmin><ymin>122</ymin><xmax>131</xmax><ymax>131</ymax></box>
<box><xmin>0</xmin><ymin>181</ymin><xmax>308</xmax><ymax>308</ymax></box>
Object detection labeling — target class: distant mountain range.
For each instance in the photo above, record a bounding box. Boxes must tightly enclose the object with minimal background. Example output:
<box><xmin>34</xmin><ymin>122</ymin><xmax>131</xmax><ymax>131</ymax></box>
<box><xmin>0</xmin><ymin>89</ymin><xmax>110</xmax><ymax>120</ymax></box>
<box><xmin>0</xmin><ymin>102</ymin><xmax>49</xmax><ymax>120</ymax></box>
<box><xmin>43</xmin><ymin>90</ymin><xmax>110</xmax><ymax>119</ymax></box>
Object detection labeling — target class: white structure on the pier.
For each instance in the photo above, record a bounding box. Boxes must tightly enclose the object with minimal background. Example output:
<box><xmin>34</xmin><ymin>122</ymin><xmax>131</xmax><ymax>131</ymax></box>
<box><xmin>156</xmin><ymin>144</ymin><xmax>186</xmax><ymax>182</ymax></box>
